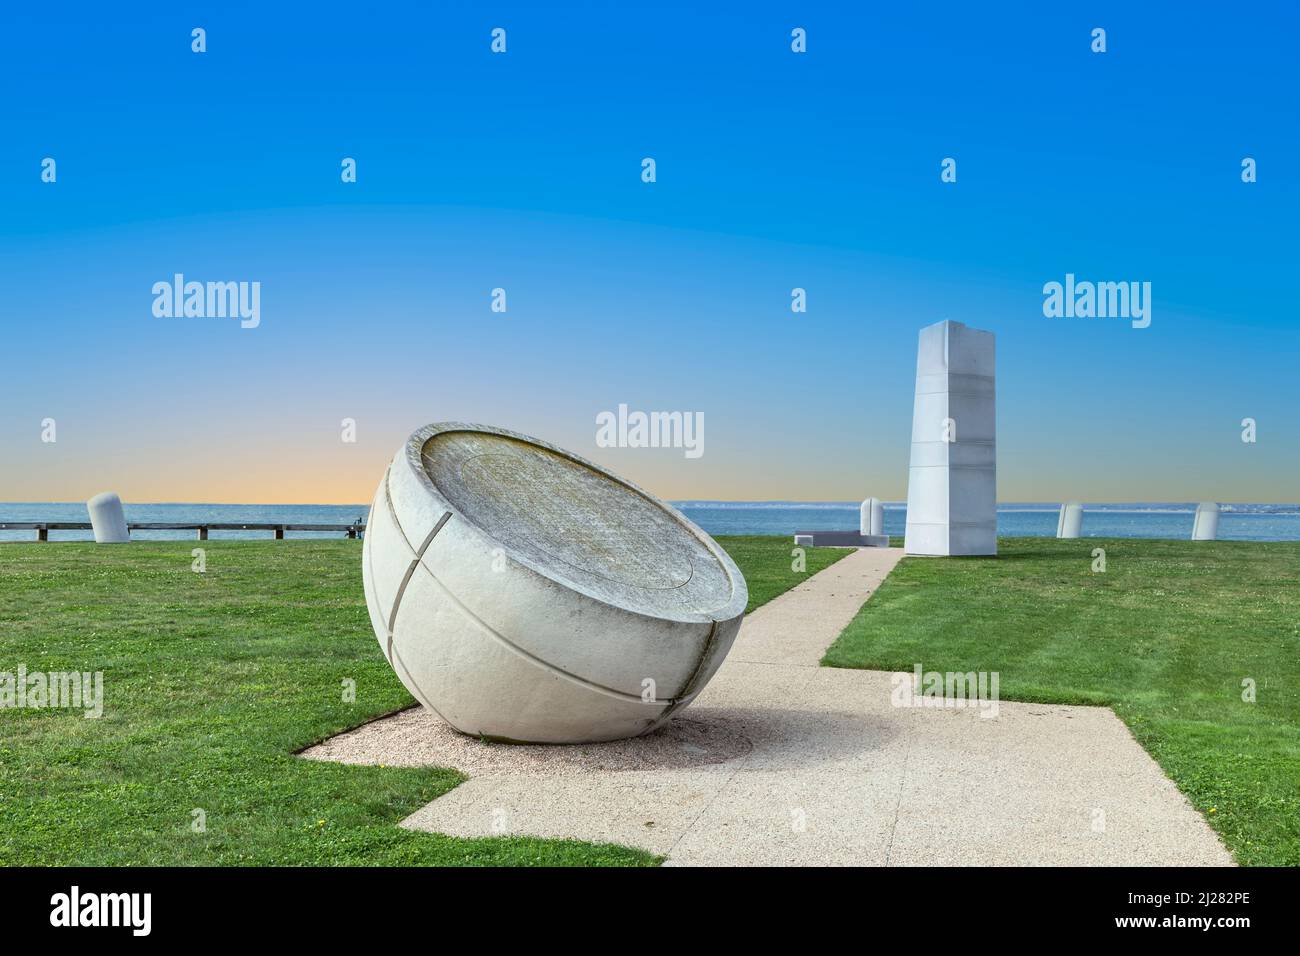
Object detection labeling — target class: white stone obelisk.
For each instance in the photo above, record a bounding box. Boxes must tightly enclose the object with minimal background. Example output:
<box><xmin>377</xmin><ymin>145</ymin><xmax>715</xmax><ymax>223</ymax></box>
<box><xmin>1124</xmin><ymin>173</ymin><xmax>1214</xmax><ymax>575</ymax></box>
<box><xmin>1191</xmin><ymin>502</ymin><xmax>1219</xmax><ymax>541</ymax></box>
<box><xmin>1057</xmin><ymin>502</ymin><xmax>1083</xmax><ymax>538</ymax></box>
<box><xmin>87</xmin><ymin>492</ymin><xmax>130</xmax><ymax>543</ymax></box>
<box><xmin>904</xmin><ymin>320</ymin><xmax>996</xmax><ymax>556</ymax></box>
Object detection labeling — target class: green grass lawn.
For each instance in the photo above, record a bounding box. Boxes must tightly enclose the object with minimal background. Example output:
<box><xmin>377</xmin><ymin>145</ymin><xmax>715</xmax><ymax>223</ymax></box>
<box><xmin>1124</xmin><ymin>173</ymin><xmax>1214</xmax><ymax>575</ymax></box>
<box><xmin>713</xmin><ymin>535</ymin><xmax>850</xmax><ymax>613</ymax></box>
<box><xmin>823</xmin><ymin>537</ymin><xmax>1300</xmax><ymax>866</ymax></box>
<box><xmin>0</xmin><ymin>536</ymin><xmax>844</xmax><ymax>866</ymax></box>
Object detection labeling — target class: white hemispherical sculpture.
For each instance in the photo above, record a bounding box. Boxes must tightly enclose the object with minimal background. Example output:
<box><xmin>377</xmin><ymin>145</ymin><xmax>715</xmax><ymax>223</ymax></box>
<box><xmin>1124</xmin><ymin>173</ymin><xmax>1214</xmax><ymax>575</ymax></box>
<box><xmin>362</xmin><ymin>423</ymin><xmax>748</xmax><ymax>744</ymax></box>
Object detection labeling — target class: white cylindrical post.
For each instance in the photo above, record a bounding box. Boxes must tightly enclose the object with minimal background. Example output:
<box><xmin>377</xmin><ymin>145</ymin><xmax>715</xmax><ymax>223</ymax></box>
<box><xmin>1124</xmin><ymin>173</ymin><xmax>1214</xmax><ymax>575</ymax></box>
<box><xmin>87</xmin><ymin>492</ymin><xmax>130</xmax><ymax>543</ymax></box>
<box><xmin>1057</xmin><ymin>502</ymin><xmax>1083</xmax><ymax>539</ymax></box>
<box><xmin>1191</xmin><ymin>502</ymin><xmax>1220</xmax><ymax>541</ymax></box>
<box><xmin>860</xmin><ymin>497</ymin><xmax>884</xmax><ymax>536</ymax></box>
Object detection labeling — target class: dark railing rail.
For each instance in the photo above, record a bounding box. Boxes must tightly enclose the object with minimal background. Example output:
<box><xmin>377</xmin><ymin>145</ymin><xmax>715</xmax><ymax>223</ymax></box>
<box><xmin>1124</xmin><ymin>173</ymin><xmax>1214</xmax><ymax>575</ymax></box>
<box><xmin>0</xmin><ymin>522</ymin><xmax>366</xmax><ymax>542</ymax></box>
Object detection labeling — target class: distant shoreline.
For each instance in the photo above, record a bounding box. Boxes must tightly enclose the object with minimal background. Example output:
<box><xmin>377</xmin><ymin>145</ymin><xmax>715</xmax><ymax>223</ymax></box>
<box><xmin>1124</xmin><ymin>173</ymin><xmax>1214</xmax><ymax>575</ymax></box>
<box><xmin>4</xmin><ymin>501</ymin><xmax>1298</xmax><ymax>512</ymax></box>
<box><xmin>3</xmin><ymin>501</ymin><xmax>1299</xmax><ymax>543</ymax></box>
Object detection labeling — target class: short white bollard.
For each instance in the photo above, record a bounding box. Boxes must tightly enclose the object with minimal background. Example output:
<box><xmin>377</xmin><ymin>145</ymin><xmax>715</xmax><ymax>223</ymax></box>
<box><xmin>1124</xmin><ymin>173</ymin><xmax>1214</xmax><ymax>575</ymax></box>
<box><xmin>1191</xmin><ymin>502</ymin><xmax>1219</xmax><ymax>541</ymax></box>
<box><xmin>857</xmin><ymin>497</ymin><xmax>889</xmax><ymax>547</ymax></box>
<box><xmin>860</xmin><ymin>497</ymin><xmax>884</xmax><ymax>537</ymax></box>
<box><xmin>1056</xmin><ymin>502</ymin><xmax>1083</xmax><ymax>539</ymax></box>
<box><xmin>87</xmin><ymin>492</ymin><xmax>130</xmax><ymax>543</ymax></box>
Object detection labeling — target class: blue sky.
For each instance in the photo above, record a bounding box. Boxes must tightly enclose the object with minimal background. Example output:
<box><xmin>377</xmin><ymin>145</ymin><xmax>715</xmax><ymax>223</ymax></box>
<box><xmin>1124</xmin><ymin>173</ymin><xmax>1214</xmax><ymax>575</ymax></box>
<box><xmin>1</xmin><ymin>1</ymin><xmax>1296</xmax><ymax>502</ymax></box>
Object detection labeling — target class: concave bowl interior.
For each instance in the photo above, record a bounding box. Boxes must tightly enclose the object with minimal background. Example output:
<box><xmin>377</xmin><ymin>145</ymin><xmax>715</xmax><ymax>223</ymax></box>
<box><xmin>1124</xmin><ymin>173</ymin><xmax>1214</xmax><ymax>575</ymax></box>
<box><xmin>419</xmin><ymin>429</ymin><xmax>736</xmax><ymax>621</ymax></box>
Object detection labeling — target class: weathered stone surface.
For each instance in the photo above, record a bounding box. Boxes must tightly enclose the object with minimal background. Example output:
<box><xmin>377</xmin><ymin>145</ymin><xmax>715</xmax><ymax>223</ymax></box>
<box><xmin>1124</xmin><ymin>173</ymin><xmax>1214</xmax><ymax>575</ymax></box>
<box><xmin>362</xmin><ymin>423</ymin><xmax>748</xmax><ymax>744</ymax></box>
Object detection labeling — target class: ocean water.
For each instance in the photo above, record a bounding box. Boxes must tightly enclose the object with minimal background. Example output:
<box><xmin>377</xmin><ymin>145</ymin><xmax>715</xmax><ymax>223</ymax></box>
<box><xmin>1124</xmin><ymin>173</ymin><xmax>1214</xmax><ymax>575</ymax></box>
<box><xmin>675</xmin><ymin>502</ymin><xmax>1300</xmax><ymax>542</ymax></box>
<box><xmin>1</xmin><ymin>502</ymin><xmax>1298</xmax><ymax>543</ymax></box>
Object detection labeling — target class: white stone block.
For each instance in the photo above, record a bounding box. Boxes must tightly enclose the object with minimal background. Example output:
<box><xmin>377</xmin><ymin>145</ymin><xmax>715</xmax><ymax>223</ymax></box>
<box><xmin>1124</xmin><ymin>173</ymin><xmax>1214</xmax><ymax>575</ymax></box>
<box><xmin>904</xmin><ymin>320</ymin><xmax>997</xmax><ymax>556</ymax></box>
<box><xmin>86</xmin><ymin>492</ymin><xmax>129</xmax><ymax>543</ymax></box>
<box><xmin>793</xmin><ymin>534</ymin><xmax>814</xmax><ymax>546</ymax></box>
<box><xmin>362</xmin><ymin>423</ymin><xmax>748</xmax><ymax>744</ymax></box>
<box><xmin>1057</xmin><ymin>502</ymin><xmax>1083</xmax><ymax>539</ymax></box>
<box><xmin>860</xmin><ymin>497</ymin><xmax>884</xmax><ymax>537</ymax></box>
<box><xmin>1191</xmin><ymin>502</ymin><xmax>1219</xmax><ymax>541</ymax></box>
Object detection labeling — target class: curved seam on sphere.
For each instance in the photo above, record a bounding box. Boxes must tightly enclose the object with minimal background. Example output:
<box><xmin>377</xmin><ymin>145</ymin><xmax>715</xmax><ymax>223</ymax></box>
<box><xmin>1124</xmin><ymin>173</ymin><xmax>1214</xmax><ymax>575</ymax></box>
<box><xmin>364</xmin><ymin>541</ymin><xmax>391</xmax><ymax>663</ymax></box>
<box><xmin>381</xmin><ymin>463</ymin><xmax>447</xmax><ymax>657</ymax></box>
<box><xmin>410</xmin><ymin>557</ymin><xmax>686</xmax><ymax>707</ymax></box>
<box><xmin>365</xmin><ymin>515</ymin><xmax>401</xmax><ymax>665</ymax></box>
<box><xmin>362</xmin><ymin>474</ymin><xmax>391</xmax><ymax>660</ymax></box>
<box><xmin>387</xmin><ymin>511</ymin><xmax>452</xmax><ymax>661</ymax></box>
<box><xmin>383</xmin><ymin>461</ymin><xmax>425</xmax><ymax>555</ymax></box>
<box><xmin>369</xmin><ymin>474</ymin><xmax>455</xmax><ymax>727</ymax></box>
<box><xmin>657</xmin><ymin>619</ymin><xmax>719</xmax><ymax>720</ymax></box>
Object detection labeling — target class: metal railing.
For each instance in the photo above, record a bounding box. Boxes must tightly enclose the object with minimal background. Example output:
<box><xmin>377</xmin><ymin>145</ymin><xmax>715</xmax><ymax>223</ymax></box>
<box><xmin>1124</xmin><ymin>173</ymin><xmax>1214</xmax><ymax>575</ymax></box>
<box><xmin>0</xmin><ymin>522</ymin><xmax>366</xmax><ymax>542</ymax></box>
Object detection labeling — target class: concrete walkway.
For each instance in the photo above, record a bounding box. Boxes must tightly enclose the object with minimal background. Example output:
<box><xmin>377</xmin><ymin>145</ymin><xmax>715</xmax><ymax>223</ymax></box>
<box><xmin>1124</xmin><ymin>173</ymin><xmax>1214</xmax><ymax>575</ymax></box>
<box><xmin>304</xmin><ymin>548</ymin><xmax>1233</xmax><ymax>866</ymax></box>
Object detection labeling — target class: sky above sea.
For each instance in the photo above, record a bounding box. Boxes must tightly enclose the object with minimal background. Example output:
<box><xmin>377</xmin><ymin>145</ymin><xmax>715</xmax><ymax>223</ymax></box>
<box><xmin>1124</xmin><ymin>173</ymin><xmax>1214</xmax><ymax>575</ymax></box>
<box><xmin>1</xmin><ymin>2</ymin><xmax>1296</xmax><ymax>505</ymax></box>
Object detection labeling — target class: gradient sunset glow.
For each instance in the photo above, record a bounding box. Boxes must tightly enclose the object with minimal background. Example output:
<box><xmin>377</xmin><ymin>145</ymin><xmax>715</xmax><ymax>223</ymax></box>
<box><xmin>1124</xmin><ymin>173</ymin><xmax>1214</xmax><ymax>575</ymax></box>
<box><xmin>2</xmin><ymin>3</ymin><xmax>1296</xmax><ymax>505</ymax></box>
